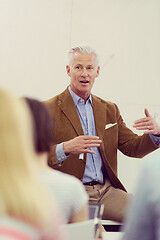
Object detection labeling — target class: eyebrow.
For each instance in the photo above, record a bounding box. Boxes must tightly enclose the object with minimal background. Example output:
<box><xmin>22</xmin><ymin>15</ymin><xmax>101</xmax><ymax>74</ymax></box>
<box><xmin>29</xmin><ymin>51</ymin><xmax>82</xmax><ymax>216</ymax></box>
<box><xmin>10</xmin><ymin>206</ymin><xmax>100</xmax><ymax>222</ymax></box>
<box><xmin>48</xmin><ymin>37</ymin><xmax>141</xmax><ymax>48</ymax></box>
<box><xmin>75</xmin><ymin>64</ymin><xmax>94</xmax><ymax>67</ymax></box>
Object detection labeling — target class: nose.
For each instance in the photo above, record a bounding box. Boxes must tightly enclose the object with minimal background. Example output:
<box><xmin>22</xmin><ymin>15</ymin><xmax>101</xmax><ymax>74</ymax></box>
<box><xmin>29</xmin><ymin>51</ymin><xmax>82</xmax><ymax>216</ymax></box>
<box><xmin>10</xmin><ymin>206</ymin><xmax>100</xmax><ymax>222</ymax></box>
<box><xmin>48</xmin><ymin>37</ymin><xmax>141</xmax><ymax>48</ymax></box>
<box><xmin>81</xmin><ymin>68</ymin><xmax>88</xmax><ymax>77</ymax></box>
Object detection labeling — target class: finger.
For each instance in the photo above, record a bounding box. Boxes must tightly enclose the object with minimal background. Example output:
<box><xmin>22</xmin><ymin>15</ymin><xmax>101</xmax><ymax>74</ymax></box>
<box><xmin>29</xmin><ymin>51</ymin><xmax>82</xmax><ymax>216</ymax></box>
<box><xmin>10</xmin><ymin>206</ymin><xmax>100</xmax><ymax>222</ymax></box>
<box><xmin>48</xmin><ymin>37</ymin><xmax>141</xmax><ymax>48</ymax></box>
<box><xmin>134</xmin><ymin>109</ymin><xmax>151</xmax><ymax>125</ymax></box>
<box><xmin>144</xmin><ymin>108</ymin><xmax>151</xmax><ymax>117</ymax></box>
<box><xmin>133</xmin><ymin>123</ymin><xmax>149</xmax><ymax>130</ymax></box>
<box><xmin>134</xmin><ymin>117</ymin><xmax>149</xmax><ymax>125</ymax></box>
<box><xmin>134</xmin><ymin>118</ymin><xmax>154</xmax><ymax>128</ymax></box>
<box><xmin>85</xmin><ymin>144</ymin><xmax>101</xmax><ymax>148</ymax></box>
<box><xmin>81</xmin><ymin>143</ymin><xmax>101</xmax><ymax>149</ymax></box>
<box><xmin>136</xmin><ymin>126</ymin><xmax>149</xmax><ymax>130</ymax></box>
<box><xmin>133</xmin><ymin>121</ymin><xmax>149</xmax><ymax>127</ymax></box>
<box><xmin>81</xmin><ymin>149</ymin><xmax>95</xmax><ymax>154</ymax></box>
<box><xmin>82</xmin><ymin>135</ymin><xmax>100</xmax><ymax>140</ymax></box>
<box><xmin>85</xmin><ymin>139</ymin><xmax>102</xmax><ymax>144</ymax></box>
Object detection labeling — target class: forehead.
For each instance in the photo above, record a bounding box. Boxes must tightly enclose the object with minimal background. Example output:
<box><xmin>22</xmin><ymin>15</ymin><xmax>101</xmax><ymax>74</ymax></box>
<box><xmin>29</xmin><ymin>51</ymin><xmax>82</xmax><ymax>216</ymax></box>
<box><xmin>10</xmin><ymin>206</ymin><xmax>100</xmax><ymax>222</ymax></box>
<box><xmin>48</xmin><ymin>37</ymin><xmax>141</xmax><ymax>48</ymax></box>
<box><xmin>72</xmin><ymin>52</ymin><xmax>96</xmax><ymax>66</ymax></box>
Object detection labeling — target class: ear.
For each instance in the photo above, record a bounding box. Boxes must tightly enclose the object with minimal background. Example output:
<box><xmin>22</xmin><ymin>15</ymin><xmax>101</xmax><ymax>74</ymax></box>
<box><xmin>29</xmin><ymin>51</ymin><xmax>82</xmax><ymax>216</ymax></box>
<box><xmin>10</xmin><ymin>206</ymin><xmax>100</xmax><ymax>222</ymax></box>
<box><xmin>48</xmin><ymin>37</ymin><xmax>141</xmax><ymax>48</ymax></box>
<box><xmin>96</xmin><ymin>66</ymin><xmax>100</xmax><ymax>78</ymax></box>
<box><xmin>66</xmin><ymin>65</ymin><xmax>71</xmax><ymax>77</ymax></box>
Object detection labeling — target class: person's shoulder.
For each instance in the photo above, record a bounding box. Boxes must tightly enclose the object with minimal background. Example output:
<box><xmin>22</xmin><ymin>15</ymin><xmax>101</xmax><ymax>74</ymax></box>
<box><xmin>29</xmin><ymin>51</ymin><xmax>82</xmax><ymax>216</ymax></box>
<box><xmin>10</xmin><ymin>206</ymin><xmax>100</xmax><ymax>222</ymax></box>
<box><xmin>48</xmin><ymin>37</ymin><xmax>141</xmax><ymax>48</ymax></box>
<box><xmin>44</xmin><ymin>170</ymin><xmax>88</xmax><ymax>203</ymax></box>
<box><xmin>43</xmin><ymin>88</ymin><xmax>69</xmax><ymax>106</ymax></box>
<box><xmin>54</xmin><ymin>171</ymin><xmax>87</xmax><ymax>192</ymax></box>
<box><xmin>41</xmin><ymin>170</ymin><xmax>79</xmax><ymax>187</ymax></box>
<box><xmin>138</xmin><ymin>152</ymin><xmax>160</xmax><ymax>188</ymax></box>
<box><xmin>143</xmin><ymin>153</ymin><xmax>160</xmax><ymax>173</ymax></box>
<box><xmin>92</xmin><ymin>94</ymin><xmax>119</xmax><ymax>110</ymax></box>
<box><xmin>53</xmin><ymin>170</ymin><xmax>83</xmax><ymax>185</ymax></box>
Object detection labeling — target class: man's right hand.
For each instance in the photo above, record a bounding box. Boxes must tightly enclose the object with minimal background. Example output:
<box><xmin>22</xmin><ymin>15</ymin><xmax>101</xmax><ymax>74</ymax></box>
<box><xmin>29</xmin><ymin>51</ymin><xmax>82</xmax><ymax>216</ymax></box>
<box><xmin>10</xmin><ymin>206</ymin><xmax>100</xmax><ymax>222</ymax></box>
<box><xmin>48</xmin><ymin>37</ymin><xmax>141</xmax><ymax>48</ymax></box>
<box><xmin>63</xmin><ymin>135</ymin><xmax>102</xmax><ymax>155</ymax></box>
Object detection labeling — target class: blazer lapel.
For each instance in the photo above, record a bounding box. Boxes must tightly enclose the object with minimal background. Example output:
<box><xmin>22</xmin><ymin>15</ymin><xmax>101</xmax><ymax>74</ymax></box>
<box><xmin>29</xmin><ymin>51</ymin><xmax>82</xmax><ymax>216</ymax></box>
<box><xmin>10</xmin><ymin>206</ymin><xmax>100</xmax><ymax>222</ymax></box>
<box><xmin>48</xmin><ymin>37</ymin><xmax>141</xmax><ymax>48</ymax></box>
<box><xmin>58</xmin><ymin>88</ymin><xmax>84</xmax><ymax>136</ymax></box>
<box><xmin>92</xmin><ymin>95</ymin><xmax>106</xmax><ymax>138</ymax></box>
<box><xmin>58</xmin><ymin>89</ymin><xmax>107</xmax><ymax>137</ymax></box>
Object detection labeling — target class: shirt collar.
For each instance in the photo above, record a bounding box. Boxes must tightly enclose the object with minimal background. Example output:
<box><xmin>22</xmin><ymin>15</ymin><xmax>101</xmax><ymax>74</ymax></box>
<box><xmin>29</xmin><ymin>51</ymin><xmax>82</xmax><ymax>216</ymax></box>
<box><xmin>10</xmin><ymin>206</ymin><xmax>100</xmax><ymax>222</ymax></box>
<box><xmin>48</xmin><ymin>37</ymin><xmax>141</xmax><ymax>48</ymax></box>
<box><xmin>68</xmin><ymin>85</ymin><xmax>92</xmax><ymax>106</ymax></box>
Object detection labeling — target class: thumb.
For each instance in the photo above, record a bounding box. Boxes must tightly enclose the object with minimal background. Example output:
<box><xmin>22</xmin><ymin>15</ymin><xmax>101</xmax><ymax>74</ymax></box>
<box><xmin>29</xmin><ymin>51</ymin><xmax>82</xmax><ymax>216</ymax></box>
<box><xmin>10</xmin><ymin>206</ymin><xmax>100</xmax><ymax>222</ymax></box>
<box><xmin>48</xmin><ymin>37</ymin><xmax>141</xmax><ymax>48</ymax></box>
<box><xmin>144</xmin><ymin>108</ymin><xmax>150</xmax><ymax>117</ymax></box>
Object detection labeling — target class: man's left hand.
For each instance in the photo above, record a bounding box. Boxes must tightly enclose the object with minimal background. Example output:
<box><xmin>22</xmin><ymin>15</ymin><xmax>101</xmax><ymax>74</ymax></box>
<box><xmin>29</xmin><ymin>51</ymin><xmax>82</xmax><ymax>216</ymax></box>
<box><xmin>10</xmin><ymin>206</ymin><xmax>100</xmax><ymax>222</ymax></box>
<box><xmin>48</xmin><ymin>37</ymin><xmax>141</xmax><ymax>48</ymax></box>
<box><xmin>133</xmin><ymin>108</ymin><xmax>160</xmax><ymax>135</ymax></box>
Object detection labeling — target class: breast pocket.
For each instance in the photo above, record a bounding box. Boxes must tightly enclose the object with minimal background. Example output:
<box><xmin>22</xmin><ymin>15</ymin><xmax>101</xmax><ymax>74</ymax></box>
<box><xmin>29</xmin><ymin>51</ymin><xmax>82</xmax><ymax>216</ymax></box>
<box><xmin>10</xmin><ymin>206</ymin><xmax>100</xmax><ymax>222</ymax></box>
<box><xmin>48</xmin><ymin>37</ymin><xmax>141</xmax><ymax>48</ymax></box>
<box><xmin>104</xmin><ymin>123</ymin><xmax>118</xmax><ymax>148</ymax></box>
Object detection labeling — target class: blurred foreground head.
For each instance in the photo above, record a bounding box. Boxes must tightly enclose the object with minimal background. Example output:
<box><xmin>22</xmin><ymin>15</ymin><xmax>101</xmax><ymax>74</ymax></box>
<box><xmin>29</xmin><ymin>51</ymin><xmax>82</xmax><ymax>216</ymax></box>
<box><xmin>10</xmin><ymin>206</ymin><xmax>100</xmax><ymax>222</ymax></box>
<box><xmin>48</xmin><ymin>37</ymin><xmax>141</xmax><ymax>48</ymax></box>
<box><xmin>0</xmin><ymin>89</ymin><xmax>54</xmax><ymax>227</ymax></box>
<box><xmin>25</xmin><ymin>97</ymin><xmax>54</xmax><ymax>153</ymax></box>
<box><xmin>0</xmin><ymin>89</ymin><xmax>36</xmax><ymax>178</ymax></box>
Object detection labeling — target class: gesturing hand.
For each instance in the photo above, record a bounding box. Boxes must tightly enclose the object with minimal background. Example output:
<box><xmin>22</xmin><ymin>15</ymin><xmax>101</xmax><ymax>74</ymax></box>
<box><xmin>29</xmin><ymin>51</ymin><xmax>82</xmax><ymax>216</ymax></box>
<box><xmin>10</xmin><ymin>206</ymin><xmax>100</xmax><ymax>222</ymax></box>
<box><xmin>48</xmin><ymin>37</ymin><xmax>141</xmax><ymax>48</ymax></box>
<box><xmin>63</xmin><ymin>135</ymin><xmax>102</xmax><ymax>155</ymax></box>
<box><xmin>133</xmin><ymin>108</ymin><xmax>160</xmax><ymax>135</ymax></box>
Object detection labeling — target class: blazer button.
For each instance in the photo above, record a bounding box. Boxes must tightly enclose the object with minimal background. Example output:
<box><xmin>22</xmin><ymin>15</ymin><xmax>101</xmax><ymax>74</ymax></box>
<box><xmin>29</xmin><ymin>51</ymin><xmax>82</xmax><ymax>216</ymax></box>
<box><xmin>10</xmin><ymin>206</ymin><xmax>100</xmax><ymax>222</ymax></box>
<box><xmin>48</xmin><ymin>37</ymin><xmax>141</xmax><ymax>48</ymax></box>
<box><xmin>48</xmin><ymin>161</ymin><xmax>52</xmax><ymax>166</ymax></box>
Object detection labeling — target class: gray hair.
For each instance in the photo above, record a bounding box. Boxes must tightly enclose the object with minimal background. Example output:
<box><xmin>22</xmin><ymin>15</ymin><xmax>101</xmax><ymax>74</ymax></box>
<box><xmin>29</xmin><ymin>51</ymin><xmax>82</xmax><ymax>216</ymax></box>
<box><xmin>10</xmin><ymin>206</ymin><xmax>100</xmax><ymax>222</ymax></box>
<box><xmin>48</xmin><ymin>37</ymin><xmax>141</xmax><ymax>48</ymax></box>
<box><xmin>68</xmin><ymin>46</ymin><xmax>99</xmax><ymax>66</ymax></box>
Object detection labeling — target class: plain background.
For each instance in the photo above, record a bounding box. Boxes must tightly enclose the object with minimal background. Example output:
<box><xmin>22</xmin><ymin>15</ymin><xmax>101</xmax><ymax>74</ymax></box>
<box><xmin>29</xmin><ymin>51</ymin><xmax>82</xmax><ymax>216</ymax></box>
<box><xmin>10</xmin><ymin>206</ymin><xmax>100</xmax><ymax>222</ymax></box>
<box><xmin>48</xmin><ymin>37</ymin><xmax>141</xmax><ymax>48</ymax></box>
<box><xmin>1</xmin><ymin>0</ymin><xmax>160</xmax><ymax>192</ymax></box>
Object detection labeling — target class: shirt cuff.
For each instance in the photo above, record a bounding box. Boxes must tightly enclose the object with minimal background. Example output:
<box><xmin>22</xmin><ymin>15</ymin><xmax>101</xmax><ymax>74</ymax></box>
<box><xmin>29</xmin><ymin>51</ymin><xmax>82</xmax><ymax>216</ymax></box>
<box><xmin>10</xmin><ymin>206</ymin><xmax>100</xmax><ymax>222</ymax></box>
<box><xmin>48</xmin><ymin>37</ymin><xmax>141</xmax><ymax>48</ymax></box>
<box><xmin>149</xmin><ymin>134</ymin><xmax>160</xmax><ymax>146</ymax></box>
<box><xmin>56</xmin><ymin>143</ymin><xmax>69</xmax><ymax>164</ymax></box>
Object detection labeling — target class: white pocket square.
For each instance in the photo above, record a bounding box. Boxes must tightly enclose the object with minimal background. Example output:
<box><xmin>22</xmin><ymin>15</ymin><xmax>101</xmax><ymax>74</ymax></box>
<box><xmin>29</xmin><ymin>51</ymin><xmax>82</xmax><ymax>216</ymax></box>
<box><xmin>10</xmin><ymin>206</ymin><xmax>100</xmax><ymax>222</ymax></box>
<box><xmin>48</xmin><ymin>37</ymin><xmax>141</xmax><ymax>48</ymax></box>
<box><xmin>105</xmin><ymin>123</ymin><xmax>117</xmax><ymax>130</ymax></box>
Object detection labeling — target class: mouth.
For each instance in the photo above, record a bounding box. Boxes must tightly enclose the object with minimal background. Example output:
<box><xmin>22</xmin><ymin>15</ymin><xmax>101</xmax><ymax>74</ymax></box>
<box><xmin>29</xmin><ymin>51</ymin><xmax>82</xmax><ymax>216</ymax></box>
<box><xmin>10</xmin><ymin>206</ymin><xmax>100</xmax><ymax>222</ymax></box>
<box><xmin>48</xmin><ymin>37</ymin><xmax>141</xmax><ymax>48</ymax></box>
<box><xmin>80</xmin><ymin>80</ymin><xmax>89</xmax><ymax>84</ymax></box>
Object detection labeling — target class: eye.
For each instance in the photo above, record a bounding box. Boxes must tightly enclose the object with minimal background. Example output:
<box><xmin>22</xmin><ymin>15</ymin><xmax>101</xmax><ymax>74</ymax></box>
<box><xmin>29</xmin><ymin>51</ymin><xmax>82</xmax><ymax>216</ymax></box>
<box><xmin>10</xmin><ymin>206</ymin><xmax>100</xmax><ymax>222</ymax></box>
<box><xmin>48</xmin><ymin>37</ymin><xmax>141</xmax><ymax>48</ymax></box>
<box><xmin>87</xmin><ymin>66</ymin><xmax>94</xmax><ymax>70</ymax></box>
<box><xmin>75</xmin><ymin>65</ymin><xmax>81</xmax><ymax>70</ymax></box>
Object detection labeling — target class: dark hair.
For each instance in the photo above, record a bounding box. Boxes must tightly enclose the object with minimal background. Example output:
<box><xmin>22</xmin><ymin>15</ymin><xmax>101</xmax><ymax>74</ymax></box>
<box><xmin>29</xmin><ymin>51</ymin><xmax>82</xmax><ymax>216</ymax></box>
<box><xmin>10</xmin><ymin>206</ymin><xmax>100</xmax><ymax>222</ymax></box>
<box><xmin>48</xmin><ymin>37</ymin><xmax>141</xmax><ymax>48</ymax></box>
<box><xmin>24</xmin><ymin>98</ymin><xmax>54</xmax><ymax>153</ymax></box>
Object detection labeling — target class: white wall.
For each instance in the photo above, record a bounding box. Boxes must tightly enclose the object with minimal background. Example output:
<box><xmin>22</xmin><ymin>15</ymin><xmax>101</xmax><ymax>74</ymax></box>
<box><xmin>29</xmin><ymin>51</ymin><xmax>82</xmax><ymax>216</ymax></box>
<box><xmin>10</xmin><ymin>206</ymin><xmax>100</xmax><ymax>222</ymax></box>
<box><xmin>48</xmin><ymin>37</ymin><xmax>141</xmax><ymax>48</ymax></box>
<box><xmin>1</xmin><ymin>0</ymin><xmax>160</xmax><ymax>192</ymax></box>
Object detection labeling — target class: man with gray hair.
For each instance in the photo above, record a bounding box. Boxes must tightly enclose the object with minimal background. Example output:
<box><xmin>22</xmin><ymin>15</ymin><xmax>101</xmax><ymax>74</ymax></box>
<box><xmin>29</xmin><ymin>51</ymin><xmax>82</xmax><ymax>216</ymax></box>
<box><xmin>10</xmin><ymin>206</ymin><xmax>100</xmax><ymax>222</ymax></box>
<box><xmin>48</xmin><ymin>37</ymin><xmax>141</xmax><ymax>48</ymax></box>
<box><xmin>45</xmin><ymin>46</ymin><xmax>160</xmax><ymax>222</ymax></box>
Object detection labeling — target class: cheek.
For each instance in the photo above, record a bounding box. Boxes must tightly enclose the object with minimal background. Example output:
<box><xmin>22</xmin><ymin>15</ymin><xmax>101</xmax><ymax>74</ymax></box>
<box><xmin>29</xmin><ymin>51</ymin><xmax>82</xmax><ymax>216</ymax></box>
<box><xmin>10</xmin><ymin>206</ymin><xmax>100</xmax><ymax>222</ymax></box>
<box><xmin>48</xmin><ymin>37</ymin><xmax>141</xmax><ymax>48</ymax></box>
<box><xmin>75</xmin><ymin>74</ymin><xmax>82</xmax><ymax>80</ymax></box>
<box><xmin>71</xmin><ymin>74</ymin><xmax>80</xmax><ymax>84</ymax></box>
<box><xmin>71</xmin><ymin>73</ymin><xmax>77</xmax><ymax>80</ymax></box>
<box><xmin>90</xmin><ymin>77</ymin><xmax>95</xmax><ymax>84</ymax></box>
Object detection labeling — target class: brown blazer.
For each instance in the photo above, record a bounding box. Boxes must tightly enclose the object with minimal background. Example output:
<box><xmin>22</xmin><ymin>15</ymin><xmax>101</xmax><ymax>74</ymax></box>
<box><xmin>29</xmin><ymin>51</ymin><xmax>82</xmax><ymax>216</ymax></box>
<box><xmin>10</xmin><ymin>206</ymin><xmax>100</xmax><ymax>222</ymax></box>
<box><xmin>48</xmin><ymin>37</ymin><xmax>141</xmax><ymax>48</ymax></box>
<box><xmin>44</xmin><ymin>87</ymin><xmax>158</xmax><ymax>191</ymax></box>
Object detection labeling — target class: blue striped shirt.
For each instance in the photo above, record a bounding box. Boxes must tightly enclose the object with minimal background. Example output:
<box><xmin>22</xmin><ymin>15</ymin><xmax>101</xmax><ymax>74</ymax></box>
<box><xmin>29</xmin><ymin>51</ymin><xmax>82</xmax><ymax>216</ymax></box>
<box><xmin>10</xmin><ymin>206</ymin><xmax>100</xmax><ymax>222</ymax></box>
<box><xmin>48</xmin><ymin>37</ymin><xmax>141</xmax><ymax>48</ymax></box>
<box><xmin>56</xmin><ymin>86</ymin><xmax>105</xmax><ymax>184</ymax></box>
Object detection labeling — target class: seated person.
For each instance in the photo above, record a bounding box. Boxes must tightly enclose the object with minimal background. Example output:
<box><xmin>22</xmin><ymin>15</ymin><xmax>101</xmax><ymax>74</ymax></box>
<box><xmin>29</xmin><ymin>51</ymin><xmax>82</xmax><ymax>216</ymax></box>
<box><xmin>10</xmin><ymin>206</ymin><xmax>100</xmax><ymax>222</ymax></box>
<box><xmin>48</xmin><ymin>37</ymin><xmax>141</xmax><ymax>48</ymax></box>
<box><xmin>25</xmin><ymin>97</ymin><xmax>89</xmax><ymax>224</ymax></box>
<box><xmin>0</xmin><ymin>89</ymin><xmax>66</xmax><ymax>240</ymax></box>
<box><xmin>121</xmin><ymin>152</ymin><xmax>160</xmax><ymax>240</ymax></box>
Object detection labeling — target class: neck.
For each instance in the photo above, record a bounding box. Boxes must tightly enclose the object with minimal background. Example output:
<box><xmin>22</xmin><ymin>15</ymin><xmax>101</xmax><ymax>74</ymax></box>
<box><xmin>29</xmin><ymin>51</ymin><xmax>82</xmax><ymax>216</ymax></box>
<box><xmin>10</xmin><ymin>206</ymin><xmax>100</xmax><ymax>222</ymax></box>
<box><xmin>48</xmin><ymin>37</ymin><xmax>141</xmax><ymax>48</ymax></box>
<box><xmin>70</xmin><ymin>86</ymin><xmax>90</xmax><ymax>102</ymax></box>
<box><xmin>79</xmin><ymin>93</ymin><xmax>90</xmax><ymax>103</ymax></box>
<box><xmin>37</xmin><ymin>152</ymin><xmax>50</xmax><ymax>171</ymax></box>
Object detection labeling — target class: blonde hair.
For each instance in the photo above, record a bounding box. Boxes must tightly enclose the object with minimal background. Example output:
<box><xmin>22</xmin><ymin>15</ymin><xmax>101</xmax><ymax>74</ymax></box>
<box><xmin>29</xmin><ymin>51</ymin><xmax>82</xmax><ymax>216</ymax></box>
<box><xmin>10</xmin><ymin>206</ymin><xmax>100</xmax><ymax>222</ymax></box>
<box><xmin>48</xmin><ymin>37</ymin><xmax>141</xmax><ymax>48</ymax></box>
<box><xmin>0</xmin><ymin>89</ymin><xmax>55</xmax><ymax>229</ymax></box>
<box><xmin>68</xmin><ymin>46</ymin><xmax>99</xmax><ymax>66</ymax></box>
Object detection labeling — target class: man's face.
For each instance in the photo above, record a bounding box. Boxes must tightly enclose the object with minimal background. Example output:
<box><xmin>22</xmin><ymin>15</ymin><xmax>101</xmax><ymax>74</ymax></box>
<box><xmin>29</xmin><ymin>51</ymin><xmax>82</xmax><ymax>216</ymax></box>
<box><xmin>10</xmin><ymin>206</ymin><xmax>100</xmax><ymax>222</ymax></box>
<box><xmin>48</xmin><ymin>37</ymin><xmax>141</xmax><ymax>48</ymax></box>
<box><xmin>66</xmin><ymin>52</ymin><xmax>100</xmax><ymax>100</ymax></box>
